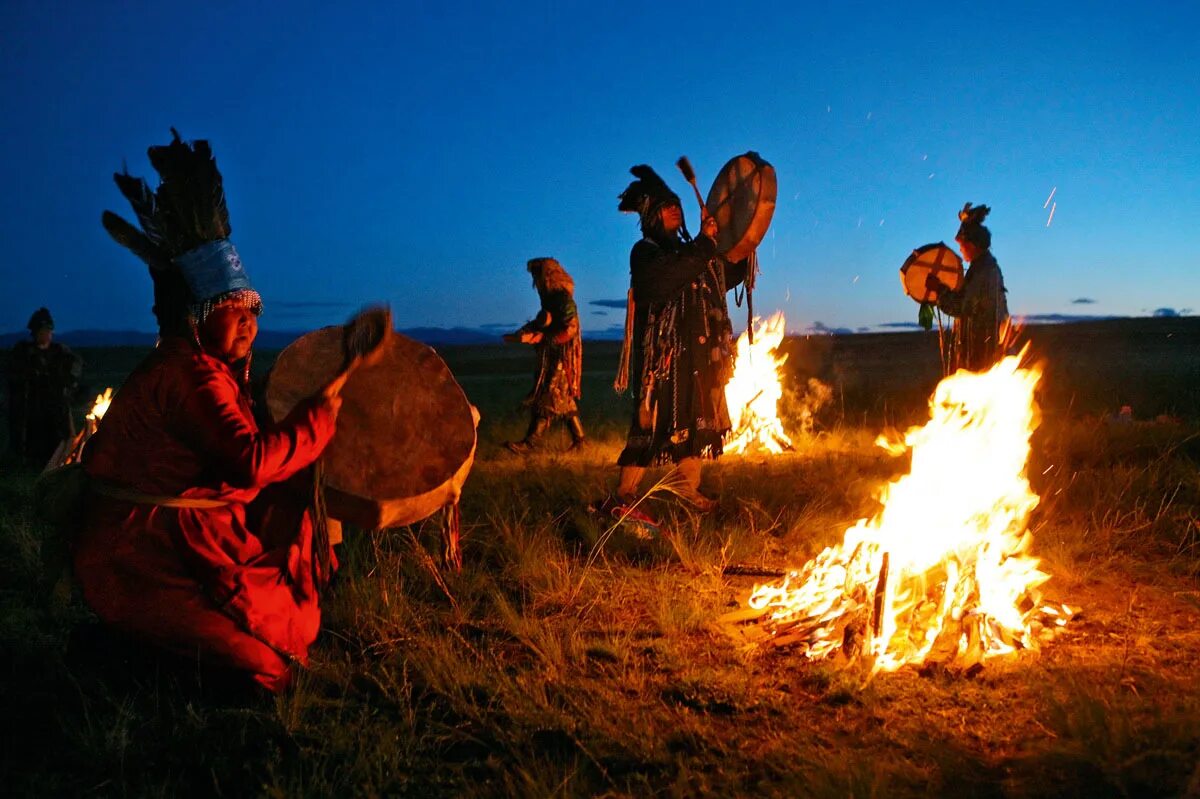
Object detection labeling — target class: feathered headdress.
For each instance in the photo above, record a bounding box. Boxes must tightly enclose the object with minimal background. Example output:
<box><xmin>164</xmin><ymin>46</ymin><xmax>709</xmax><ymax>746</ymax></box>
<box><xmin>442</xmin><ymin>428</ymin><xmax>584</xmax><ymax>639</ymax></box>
<box><xmin>618</xmin><ymin>165</ymin><xmax>681</xmax><ymax>227</ymax></box>
<box><xmin>102</xmin><ymin>129</ymin><xmax>261</xmax><ymax>335</ymax></box>
<box><xmin>956</xmin><ymin>202</ymin><xmax>992</xmax><ymax>249</ymax></box>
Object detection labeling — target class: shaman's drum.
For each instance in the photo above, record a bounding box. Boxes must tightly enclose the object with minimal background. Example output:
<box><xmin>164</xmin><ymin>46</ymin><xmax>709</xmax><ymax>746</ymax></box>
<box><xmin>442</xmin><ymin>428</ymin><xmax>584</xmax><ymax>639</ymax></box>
<box><xmin>266</xmin><ymin>328</ymin><xmax>477</xmax><ymax>530</ymax></box>
<box><xmin>900</xmin><ymin>242</ymin><xmax>964</xmax><ymax>304</ymax></box>
<box><xmin>705</xmin><ymin>151</ymin><xmax>777</xmax><ymax>263</ymax></box>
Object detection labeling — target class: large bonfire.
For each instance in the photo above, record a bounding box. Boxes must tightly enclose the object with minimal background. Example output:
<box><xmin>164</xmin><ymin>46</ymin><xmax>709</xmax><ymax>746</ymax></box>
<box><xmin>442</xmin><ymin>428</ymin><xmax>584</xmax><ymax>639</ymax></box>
<box><xmin>724</xmin><ymin>312</ymin><xmax>794</xmax><ymax>454</ymax></box>
<box><xmin>726</xmin><ymin>352</ymin><xmax>1073</xmax><ymax>672</ymax></box>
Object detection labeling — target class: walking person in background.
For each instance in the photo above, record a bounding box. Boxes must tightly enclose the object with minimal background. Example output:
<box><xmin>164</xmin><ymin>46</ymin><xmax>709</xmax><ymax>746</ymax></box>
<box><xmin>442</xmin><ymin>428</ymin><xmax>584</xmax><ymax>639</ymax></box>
<box><xmin>928</xmin><ymin>203</ymin><xmax>1010</xmax><ymax>372</ymax></box>
<box><xmin>607</xmin><ymin>165</ymin><xmax>747</xmax><ymax>518</ymax></box>
<box><xmin>6</xmin><ymin>307</ymin><xmax>82</xmax><ymax>468</ymax></box>
<box><xmin>503</xmin><ymin>257</ymin><xmax>586</xmax><ymax>453</ymax></box>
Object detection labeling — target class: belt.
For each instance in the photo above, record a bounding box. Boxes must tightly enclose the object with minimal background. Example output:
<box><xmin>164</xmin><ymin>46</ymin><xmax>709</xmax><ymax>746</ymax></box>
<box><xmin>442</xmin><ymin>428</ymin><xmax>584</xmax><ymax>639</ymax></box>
<box><xmin>91</xmin><ymin>481</ymin><xmax>230</xmax><ymax>509</ymax></box>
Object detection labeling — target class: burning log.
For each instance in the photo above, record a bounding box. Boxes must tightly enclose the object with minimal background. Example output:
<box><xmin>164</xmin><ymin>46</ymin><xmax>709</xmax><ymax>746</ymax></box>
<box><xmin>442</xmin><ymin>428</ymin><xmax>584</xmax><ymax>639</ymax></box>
<box><xmin>46</xmin><ymin>388</ymin><xmax>113</xmax><ymax>471</ymax></box>
<box><xmin>723</xmin><ymin>353</ymin><xmax>1075</xmax><ymax>673</ymax></box>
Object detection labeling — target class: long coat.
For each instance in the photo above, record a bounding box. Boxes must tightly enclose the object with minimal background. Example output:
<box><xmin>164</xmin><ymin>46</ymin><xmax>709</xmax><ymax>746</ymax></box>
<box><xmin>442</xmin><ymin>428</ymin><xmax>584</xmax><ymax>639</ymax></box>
<box><xmin>519</xmin><ymin>288</ymin><xmax>582</xmax><ymax>418</ymax></box>
<box><xmin>618</xmin><ymin>234</ymin><xmax>747</xmax><ymax>466</ymax></box>
<box><xmin>936</xmin><ymin>250</ymin><xmax>1009</xmax><ymax>372</ymax></box>
<box><xmin>7</xmin><ymin>340</ymin><xmax>81</xmax><ymax>466</ymax></box>
<box><xmin>74</xmin><ymin>337</ymin><xmax>336</xmax><ymax>692</ymax></box>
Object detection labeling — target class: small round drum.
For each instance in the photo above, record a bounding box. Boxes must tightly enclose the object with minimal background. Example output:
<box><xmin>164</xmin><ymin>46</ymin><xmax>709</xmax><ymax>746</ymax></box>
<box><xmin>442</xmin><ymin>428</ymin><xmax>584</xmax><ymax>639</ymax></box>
<box><xmin>266</xmin><ymin>328</ymin><xmax>477</xmax><ymax>530</ymax></box>
<box><xmin>705</xmin><ymin>152</ymin><xmax>777</xmax><ymax>263</ymax></box>
<box><xmin>900</xmin><ymin>242</ymin><xmax>964</xmax><ymax>304</ymax></box>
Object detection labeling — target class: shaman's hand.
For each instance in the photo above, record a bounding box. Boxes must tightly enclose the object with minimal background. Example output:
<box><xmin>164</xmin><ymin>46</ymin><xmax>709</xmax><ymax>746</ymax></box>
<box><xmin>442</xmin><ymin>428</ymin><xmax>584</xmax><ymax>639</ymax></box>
<box><xmin>701</xmin><ymin>215</ymin><xmax>719</xmax><ymax>241</ymax></box>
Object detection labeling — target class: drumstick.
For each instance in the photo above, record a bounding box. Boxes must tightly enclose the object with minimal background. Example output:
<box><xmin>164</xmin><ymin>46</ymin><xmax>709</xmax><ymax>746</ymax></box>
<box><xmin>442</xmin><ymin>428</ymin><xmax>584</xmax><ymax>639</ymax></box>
<box><xmin>675</xmin><ymin>156</ymin><xmax>711</xmax><ymax>222</ymax></box>
<box><xmin>323</xmin><ymin>305</ymin><xmax>392</xmax><ymax>399</ymax></box>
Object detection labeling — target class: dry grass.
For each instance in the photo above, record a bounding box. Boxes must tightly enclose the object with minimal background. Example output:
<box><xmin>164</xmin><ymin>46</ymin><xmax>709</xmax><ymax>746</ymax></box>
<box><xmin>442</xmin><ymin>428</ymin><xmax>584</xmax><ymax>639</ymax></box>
<box><xmin>2</xmin><ymin>325</ymin><xmax>1200</xmax><ymax>797</ymax></box>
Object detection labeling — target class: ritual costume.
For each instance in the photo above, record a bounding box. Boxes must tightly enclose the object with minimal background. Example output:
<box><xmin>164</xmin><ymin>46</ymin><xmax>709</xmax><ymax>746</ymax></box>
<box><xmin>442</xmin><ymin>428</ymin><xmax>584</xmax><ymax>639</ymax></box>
<box><xmin>612</xmin><ymin>166</ymin><xmax>746</xmax><ymax>508</ymax></box>
<box><xmin>7</xmin><ymin>308</ymin><xmax>82</xmax><ymax>467</ymax></box>
<box><xmin>934</xmin><ymin>203</ymin><xmax>1010</xmax><ymax>372</ymax></box>
<box><xmin>74</xmin><ymin>131</ymin><xmax>338</xmax><ymax>692</ymax></box>
<box><xmin>504</xmin><ymin>258</ymin><xmax>585</xmax><ymax>453</ymax></box>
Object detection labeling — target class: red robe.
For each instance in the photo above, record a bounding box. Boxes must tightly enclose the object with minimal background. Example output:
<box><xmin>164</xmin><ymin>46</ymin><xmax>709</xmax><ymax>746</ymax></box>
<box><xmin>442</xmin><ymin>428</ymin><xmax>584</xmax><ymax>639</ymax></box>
<box><xmin>75</xmin><ymin>337</ymin><xmax>336</xmax><ymax>692</ymax></box>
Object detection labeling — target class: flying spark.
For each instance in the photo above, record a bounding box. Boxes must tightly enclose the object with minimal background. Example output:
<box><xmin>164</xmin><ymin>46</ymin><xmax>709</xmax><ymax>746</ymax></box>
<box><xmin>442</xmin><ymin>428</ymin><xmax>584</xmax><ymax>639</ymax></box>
<box><xmin>1043</xmin><ymin>186</ymin><xmax>1057</xmax><ymax>209</ymax></box>
<box><xmin>928</xmin><ymin>173</ymin><xmax>936</xmax><ymax>179</ymax></box>
<box><xmin>1046</xmin><ymin>202</ymin><xmax>1057</xmax><ymax>227</ymax></box>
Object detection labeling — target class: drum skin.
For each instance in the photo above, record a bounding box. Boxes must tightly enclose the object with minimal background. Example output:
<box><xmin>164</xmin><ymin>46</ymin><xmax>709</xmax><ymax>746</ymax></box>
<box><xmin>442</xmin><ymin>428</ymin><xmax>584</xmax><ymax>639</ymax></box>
<box><xmin>900</xmin><ymin>242</ymin><xmax>964</xmax><ymax>304</ymax></box>
<box><xmin>705</xmin><ymin>152</ymin><xmax>777</xmax><ymax>263</ymax></box>
<box><xmin>266</xmin><ymin>328</ymin><xmax>477</xmax><ymax>530</ymax></box>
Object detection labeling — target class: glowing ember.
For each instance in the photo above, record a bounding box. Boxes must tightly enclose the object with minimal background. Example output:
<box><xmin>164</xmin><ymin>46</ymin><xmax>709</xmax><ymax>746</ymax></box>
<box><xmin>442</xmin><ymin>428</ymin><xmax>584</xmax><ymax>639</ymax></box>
<box><xmin>87</xmin><ymin>388</ymin><xmax>113</xmax><ymax>423</ymax></box>
<box><xmin>724</xmin><ymin>313</ymin><xmax>793</xmax><ymax>454</ymax></box>
<box><xmin>731</xmin><ymin>353</ymin><xmax>1073</xmax><ymax>671</ymax></box>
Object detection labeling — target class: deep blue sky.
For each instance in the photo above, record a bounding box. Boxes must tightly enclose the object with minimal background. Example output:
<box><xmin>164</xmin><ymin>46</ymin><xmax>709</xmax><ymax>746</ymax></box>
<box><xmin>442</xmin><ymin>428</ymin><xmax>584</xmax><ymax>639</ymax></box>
<box><xmin>2</xmin><ymin>1</ymin><xmax>1197</xmax><ymax>336</ymax></box>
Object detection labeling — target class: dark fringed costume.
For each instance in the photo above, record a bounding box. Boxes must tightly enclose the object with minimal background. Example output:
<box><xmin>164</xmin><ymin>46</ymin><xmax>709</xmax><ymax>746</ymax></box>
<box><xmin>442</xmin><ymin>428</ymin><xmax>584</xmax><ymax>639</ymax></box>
<box><xmin>6</xmin><ymin>308</ymin><xmax>82</xmax><ymax>467</ymax></box>
<box><xmin>615</xmin><ymin>166</ymin><xmax>747</xmax><ymax>467</ymax></box>
<box><xmin>505</xmin><ymin>258</ymin><xmax>585</xmax><ymax>452</ymax></box>
<box><xmin>937</xmin><ymin>203</ymin><xmax>1010</xmax><ymax>372</ymax></box>
<box><xmin>74</xmin><ymin>131</ymin><xmax>335</xmax><ymax>692</ymax></box>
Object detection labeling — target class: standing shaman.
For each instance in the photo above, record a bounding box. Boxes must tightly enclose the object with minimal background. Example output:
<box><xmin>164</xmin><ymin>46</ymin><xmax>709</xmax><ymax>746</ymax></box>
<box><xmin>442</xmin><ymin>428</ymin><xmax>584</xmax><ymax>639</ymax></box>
<box><xmin>931</xmin><ymin>203</ymin><xmax>1010</xmax><ymax>372</ymax></box>
<box><xmin>610</xmin><ymin>165</ymin><xmax>747</xmax><ymax>514</ymax></box>
<box><xmin>503</xmin><ymin>258</ymin><xmax>585</xmax><ymax>453</ymax></box>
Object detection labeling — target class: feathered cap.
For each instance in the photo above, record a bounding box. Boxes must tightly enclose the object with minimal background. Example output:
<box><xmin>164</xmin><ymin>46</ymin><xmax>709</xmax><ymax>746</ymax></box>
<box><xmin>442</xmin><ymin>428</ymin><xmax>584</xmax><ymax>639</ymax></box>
<box><xmin>618</xmin><ymin>165</ymin><xmax>681</xmax><ymax>226</ymax></box>
<box><xmin>956</xmin><ymin>202</ymin><xmax>992</xmax><ymax>249</ymax></box>
<box><xmin>102</xmin><ymin>129</ymin><xmax>261</xmax><ymax>336</ymax></box>
<box><xmin>27</xmin><ymin>307</ymin><xmax>53</xmax><ymax>332</ymax></box>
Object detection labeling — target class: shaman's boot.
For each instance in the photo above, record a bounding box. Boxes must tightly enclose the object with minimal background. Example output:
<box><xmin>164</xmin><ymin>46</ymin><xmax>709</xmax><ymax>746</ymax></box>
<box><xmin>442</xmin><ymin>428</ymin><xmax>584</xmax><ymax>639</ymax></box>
<box><xmin>505</xmin><ymin>415</ymin><xmax>551</xmax><ymax>455</ymax></box>
<box><xmin>566</xmin><ymin>414</ymin><xmax>587</xmax><ymax>451</ymax></box>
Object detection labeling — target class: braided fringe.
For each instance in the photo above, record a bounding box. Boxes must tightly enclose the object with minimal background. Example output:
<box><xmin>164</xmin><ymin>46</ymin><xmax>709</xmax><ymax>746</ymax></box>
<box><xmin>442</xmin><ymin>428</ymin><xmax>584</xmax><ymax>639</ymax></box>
<box><xmin>311</xmin><ymin>460</ymin><xmax>332</xmax><ymax>586</ymax></box>
<box><xmin>442</xmin><ymin>502</ymin><xmax>462</xmax><ymax>573</ymax></box>
<box><xmin>614</xmin><ymin>288</ymin><xmax>635</xmax><ymax>394</ymax></box>
<box><xmin>565</xmin><ymin>336</ymin><xmax>583</xmax><ymax>399</ymax></box>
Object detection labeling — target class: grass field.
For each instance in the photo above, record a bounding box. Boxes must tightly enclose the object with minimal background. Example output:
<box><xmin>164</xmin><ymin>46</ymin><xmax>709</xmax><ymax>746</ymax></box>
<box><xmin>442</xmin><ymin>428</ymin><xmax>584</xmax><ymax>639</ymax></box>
<box><xmin>2</xmin><ymin>318</ymin><xmax>1199</xmax><ymax>797</ymax></box>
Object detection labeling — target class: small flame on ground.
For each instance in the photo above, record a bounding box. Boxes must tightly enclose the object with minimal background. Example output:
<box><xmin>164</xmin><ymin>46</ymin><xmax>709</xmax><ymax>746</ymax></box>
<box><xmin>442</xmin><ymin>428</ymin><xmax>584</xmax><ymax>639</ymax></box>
<box><xmin>87</xmin><ymin>388</ymin><xmax>113</xmax><ymax>422</ymax></box>
<box><xmin>724</xmin><ymin>313</ymin><xmax>793</xmax><ymax>455</ymax></box>
<box><xmin>732</xmin><ymin>353</ymin><xmax>1073</xmax><ymax>671</ymax></box>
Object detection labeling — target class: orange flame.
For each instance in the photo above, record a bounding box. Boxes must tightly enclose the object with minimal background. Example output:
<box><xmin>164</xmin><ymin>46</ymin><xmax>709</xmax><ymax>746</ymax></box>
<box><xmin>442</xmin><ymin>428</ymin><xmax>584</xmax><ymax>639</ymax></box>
<box><xmin>87</xmin><ymin>388</ymin><xmax>113</xmax><ymax>423</ymax></box>
<box><xmin>724</xmin><ymin>313</ymin><xmax>793</xmax><ymax>454</ymax></box>
<box><xmin>739</xmin><ymin>353</ymin><xmax>1072</xmax><ymax>671</ymax></box>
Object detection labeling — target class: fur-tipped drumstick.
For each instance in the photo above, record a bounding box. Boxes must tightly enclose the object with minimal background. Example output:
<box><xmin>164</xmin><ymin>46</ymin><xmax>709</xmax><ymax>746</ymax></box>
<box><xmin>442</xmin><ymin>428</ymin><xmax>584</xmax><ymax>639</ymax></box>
<box><xmin>675</xmin><ymin>156</ymin><xmax>710</xmax><ymax>221</ymax></box>
<box><xmin>322</xmin><ymin>305</ymin><xmax>392</xmax><ymax>399</ymax></box>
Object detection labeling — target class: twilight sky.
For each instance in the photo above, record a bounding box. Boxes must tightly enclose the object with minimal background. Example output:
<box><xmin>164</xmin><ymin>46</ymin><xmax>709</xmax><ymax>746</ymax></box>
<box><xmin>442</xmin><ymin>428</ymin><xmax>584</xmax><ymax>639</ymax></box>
<box><xmin>2</xmin><ymin>1</ymin><xmax>1197</xmax><ymax>336</ymax></box>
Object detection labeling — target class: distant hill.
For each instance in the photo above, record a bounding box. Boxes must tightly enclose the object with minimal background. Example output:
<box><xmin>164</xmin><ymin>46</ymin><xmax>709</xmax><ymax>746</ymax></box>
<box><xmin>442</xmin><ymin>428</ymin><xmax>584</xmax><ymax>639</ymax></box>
<box><xmin>0</xmin><ymin>325</ymin><xmax>628</xmax><ymax>349</ymax></box>
<box><xmin>4</xmin><ymin>315</ymin><xmax>1188</xmax><ymax>350</ymax></box>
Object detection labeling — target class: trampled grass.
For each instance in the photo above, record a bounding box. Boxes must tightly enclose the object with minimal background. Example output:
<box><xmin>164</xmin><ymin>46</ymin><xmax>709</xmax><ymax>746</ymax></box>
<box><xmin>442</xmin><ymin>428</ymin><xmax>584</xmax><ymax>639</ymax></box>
<box><xmin>2</xmin><ymin>319</ymin><xmax>1199</xmax><ymax>796</ymax></box>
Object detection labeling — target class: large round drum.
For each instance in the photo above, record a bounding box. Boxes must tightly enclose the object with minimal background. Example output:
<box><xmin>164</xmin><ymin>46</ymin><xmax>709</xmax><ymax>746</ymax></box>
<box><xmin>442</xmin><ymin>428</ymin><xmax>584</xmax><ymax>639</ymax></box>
<box><xmin>266</xmin><ymin>328</ymin><xmax>477</xmax><ymax>530</ymax></box>
<box><xmin>705</xmin><ymin>152</ymin><xmax>777</xmax><ymax>262</ymax></box>
<box><xmin>900</xmin><ymin>242</ymin><xmax>964</xmax><ymax>304</ymax></box>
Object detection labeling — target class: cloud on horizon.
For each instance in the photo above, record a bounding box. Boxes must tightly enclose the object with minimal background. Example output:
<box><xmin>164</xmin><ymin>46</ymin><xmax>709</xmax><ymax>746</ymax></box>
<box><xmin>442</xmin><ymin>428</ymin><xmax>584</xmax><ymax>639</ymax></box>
<box><xmin>807</xmin><ymin>321</ymin><xmax>854</xmax><ymax>335</ymax></box>
<box><xmin>589</xmin><ymin>299</ymin><xmax>627</xmax><ymax>309</ymax></box>
<box><xmin>876</xmin><ymin>321</ymin><xmax>924</xmax><ymax>329</ymax></box>
<box><xmin>1071</xmin><ymin>297</ymin><xmax>1097</xmax><ymax>305</ymax></box>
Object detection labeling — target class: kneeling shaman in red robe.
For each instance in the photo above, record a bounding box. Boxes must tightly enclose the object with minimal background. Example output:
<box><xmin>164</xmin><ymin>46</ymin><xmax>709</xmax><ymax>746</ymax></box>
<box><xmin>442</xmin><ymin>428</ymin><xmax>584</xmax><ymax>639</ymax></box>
<box><xmin>75</xmin><ymin>131</ymin><xmax>342</xmax><ymax>692</ymax></box>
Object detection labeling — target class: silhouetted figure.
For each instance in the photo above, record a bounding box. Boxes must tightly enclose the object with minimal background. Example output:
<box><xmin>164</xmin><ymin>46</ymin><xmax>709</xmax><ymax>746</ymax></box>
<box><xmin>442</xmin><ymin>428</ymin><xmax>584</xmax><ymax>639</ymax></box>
<box><xmin>609</xmin><ymin>165</ymin><xmax>747</xmax><ymax>515</ymax></box>
<box><xmin>929</xmin><ymin>203</ymin><xmax>1010</xmax><ymax>372</ymax></box>
<box><xmin>7</xmin><ymin>307</ymin><xmax>81</xmax><ymax>467</ymax></box>
<box><xmin>503</xmin><ymin>258</ymin><xmax>585</xmax><ymax>453</ymax></box>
